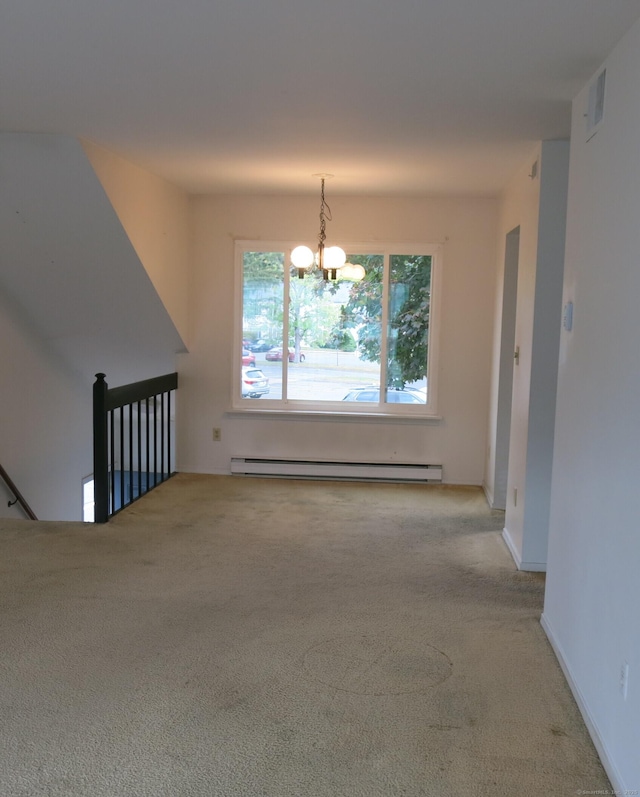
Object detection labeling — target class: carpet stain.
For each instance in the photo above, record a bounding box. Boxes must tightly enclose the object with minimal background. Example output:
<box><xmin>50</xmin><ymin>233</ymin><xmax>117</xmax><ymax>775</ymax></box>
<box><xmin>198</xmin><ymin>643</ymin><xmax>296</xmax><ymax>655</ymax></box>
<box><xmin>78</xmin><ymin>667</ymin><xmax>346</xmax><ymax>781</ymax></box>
<box><xmin>302</xmin><ymin>634</ymin><xmax>453</xmax><ymax>695</ymax></box>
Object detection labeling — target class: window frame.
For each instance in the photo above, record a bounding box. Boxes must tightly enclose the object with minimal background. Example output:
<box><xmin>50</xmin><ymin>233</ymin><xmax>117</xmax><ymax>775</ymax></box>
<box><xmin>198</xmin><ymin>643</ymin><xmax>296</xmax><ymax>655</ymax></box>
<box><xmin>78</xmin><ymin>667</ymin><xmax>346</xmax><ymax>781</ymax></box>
<box><xmin>233</xmin><ymin>240</ymin><xmax>442</xmax><ymax>418</ymax></box>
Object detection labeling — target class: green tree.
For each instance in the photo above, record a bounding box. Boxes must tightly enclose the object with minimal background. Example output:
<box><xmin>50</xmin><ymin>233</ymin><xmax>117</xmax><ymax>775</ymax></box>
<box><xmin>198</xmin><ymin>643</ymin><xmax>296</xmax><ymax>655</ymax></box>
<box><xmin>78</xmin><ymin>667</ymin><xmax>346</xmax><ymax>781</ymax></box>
<box><xmin>386</xmin><ymin>255</ymin><xmax>431</xmax><ymax>387</ymax></box>
<box><xmin>243</xmin><ymin>252</ymin><xmax>345</xmax><ymax>357</ymax></box>
<box><xmin>288</xmin><ymin>274</ymin><xmax>341</xmax><ymax>358</ymax></box>
<box><xmin>243</xmin><ymin>252</ymin><xmax>285</xmax><ymax>283</ymax></box>
<box><xmin>341</xmin><ymin>254</ymin><xmax>384</xmax><ymax>362</ymax></box>
<box><xmin>323</xmin><ymin>306</ymin><xmax>357</xmax><ymax>351</ymax></box>
<box><xmin>344</xmin><ymin>254</ymin><xmax>431</xmax><ymax>387</ymax></box>
<box><xmin>242</xmin><ymin>252</ymin><xmax>284</xmax><ymax>342</ymax></box>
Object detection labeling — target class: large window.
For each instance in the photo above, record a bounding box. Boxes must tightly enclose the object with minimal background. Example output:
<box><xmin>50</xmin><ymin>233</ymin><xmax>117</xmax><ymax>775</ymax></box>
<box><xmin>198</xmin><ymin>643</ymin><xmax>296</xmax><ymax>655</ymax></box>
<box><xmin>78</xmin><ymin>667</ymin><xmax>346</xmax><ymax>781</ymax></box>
<box><xmin>234</xmin><ymin>242</ymin><xmax>440</xmax><ymax>415</ymax></box>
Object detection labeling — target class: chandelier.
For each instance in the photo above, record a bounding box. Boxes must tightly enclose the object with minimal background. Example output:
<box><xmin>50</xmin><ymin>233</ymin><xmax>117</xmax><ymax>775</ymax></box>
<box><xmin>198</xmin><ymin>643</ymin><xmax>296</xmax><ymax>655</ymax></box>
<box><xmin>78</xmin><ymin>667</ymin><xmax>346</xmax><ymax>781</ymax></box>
<box><xmin>291</xmin><ymin>175</ymin><xmax>364</xmax><ymax>282</ymax></box>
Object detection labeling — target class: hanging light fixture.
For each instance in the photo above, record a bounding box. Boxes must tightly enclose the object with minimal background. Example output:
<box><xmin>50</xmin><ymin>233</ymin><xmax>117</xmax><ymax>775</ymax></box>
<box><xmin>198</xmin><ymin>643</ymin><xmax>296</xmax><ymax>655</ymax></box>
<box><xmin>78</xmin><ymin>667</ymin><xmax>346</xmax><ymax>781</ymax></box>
<box><xmin>291</xmin><ymin>174</ymin><xmax>346</xmax><ymax>280</ymax></box>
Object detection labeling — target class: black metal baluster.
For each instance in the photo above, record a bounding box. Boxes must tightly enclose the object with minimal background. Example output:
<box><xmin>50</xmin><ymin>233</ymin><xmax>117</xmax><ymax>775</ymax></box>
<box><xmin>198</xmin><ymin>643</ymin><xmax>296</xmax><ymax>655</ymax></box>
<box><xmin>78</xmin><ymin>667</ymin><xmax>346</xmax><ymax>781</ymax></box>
<box><xmin>168</xmin><ymin>390</ymin><xmax>173</xmax><ymax>477</ymax></box>
<box><xmin>137</xmin><ymin>400</ymin><xmax>142</xmax><ymax>502</ymax></box>
<box><xmin>160</xmin><ymin>391</ymin><xmax>166</xmax><ymax>481</ymax></box>
<box><xmin>109</xmin><ymin>408</ymin><xmax>115</xmax><ymax>516</ymax></box>
<box><xmin>145</xmin><ymin>397</ymin><xmax>150</xmax><ymax>494</ymax></box>
<box><xmin>128</xmin><ymin>403</ymin><xmax>133</xmax><ymax>507</ymax></box>
<box><xmin>153</xmin><ymin>395</ymin><xmax>158</xmax><ymax>488</ymax></box>
<box><xmin>119</xmin><ymin>406</ymin><xmax>125</xmax><ymax>511</ymax></box>
<box><xmin>92</xmin><ymin>374</ymin><xmax>109</xmax><ymax>524</ymax></box>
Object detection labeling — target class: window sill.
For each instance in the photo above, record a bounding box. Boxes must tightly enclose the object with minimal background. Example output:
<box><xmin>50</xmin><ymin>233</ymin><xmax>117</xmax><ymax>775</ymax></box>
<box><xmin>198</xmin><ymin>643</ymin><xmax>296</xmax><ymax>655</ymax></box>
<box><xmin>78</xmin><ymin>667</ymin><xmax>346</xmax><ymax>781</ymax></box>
<box><xmin>226</xmin><ymin>407</ymin><xmax>443</xmax><ymax>424</ymax></box>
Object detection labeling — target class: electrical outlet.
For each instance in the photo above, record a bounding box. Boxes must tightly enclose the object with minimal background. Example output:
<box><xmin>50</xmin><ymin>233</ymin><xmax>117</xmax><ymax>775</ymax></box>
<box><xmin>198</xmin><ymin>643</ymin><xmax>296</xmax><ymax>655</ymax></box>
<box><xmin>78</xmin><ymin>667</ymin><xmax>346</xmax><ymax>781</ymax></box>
<box><xmin>513</xmin><ymin>487</ymin><xmax>518</xmax><ymax>507</ymax></box>
<box><xmin>620</xmin><ymin>661</ymin><xmax>629</xmax><ymax>700</ymax></box>
<box><xmin>212</xmin><ymin>427</ymin><xmax>221</xmax><ymax>442</ymax></box>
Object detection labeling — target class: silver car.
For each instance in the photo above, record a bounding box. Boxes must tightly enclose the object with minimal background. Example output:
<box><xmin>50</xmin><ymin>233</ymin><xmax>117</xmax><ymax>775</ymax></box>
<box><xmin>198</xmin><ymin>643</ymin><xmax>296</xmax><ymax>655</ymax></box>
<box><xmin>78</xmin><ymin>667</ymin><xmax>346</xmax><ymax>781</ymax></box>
<box><xmin>241</xmin><ymin>366</ymin><xmax>270</xmax><ymax>398</ymax></box>
<box><xmin>342</xmin><ymin>386</ymin><xmax>426</xmax><ymax>404</ymax></box>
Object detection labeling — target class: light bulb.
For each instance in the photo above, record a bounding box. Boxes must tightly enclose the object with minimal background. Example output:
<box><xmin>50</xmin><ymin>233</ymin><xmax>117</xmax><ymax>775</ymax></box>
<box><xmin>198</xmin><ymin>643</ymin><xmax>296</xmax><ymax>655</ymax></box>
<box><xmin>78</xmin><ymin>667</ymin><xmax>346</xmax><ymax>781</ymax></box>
<box><xmin>350</xmin><ymin>263</ymin><xmax>365</xmax><ymax>281</ymax></box>
<box><xmin>340</xmin><ymin>263</ymin><xmax>366</xmax><ymax>281</ymax></box>
<box><xmin>291</xmin><ymin>245</ymin><xmax>314</xmax><ymax>269</ymax></box>
<box><xmin>324</xmin><ymin>246</ymin><xmax>346</xmax><ymax>270</ymax></box>
<box><xmin>340</xmin><ymin>263</ymin><xmax>354</xmax><ymax>280</ymax></box>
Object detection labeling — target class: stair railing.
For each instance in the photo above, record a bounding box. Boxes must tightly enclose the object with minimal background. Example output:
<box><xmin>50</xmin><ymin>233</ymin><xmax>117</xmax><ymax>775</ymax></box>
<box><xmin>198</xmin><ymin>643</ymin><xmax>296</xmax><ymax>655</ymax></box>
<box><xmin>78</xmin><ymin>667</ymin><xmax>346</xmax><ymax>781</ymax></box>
<box><xmin>93</xmin><ymin>372</ymin><xmax>178</xmax><ymax>523</ymax></box>
<box><xmin>0</xmin><ymin>462</ymin><xmax>38</xmax><ymax>520</ymax></box>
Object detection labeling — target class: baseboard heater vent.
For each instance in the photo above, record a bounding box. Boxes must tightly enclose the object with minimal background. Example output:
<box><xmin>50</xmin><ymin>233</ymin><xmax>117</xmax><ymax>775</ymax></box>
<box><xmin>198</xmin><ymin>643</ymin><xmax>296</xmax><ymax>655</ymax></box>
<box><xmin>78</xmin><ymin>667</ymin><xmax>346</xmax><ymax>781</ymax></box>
<box><xmin>230</xmin><ymin>458</ymin><xmax>442</xmax><ymax>483</ymax></box>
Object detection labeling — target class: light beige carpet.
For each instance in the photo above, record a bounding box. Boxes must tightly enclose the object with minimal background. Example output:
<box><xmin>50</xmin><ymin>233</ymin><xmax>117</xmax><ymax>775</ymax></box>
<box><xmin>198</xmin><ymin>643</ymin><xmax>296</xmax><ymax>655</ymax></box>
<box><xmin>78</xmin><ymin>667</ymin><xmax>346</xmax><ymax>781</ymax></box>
<box><xmin>0</xmin><ymin>474</ymin><xmax>610</xmax><ymax>796</ymax></box>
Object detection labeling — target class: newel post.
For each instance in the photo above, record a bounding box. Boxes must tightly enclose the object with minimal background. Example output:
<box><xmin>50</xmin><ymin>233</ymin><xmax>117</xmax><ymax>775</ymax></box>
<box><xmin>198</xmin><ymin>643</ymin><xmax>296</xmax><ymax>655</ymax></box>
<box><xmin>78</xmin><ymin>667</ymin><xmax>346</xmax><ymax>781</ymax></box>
<box><xmin>93</xmin><ymin>373</ymin><xmax>109</xmax><ymax>523</ymax></box>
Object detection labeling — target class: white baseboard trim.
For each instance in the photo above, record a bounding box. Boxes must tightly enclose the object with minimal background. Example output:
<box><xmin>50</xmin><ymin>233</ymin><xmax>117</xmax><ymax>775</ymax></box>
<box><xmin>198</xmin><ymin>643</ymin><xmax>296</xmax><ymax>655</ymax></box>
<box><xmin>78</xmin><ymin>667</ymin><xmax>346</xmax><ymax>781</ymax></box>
<box><xmin>502</xmin><ymin>528</ymin><xmax>522</xmax><ymax>568</ymax></box>
<box><xmin>501</xmin><ymin>529</ymin><xmax>547</xmax><ymax>572</ymax></box>
<box><xmin>483</xmin><ymin>482</ymin><xmax>507</xmax><ymax>510</ymax></box>
<box><xmin>482</xmin><ymin>483</ymin><xmax>494</xmax><ymax>507</ymax></box>
<box><xmin>519</xmin><ymin>560</ymin><xmax>546</xmax><ymax>572</ymax></box>
<box><xmin>540</xmin><ymin>613</ymin><xmax>626</xmax><ymax>794</ymax></box>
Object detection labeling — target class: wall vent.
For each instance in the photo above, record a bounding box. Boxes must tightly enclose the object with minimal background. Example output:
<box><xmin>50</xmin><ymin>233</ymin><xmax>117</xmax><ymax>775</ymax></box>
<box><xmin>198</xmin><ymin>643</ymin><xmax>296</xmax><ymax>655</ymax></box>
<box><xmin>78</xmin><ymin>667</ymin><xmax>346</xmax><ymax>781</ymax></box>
<box><xmin>586</xmin><ymin>68</ymin><xmax>606</xmax><ymax>140</ymax></box>
<box><xmin>230</xmin><ymin>458</ymin><xmax>443</xmax><ymax>483</ymax></box>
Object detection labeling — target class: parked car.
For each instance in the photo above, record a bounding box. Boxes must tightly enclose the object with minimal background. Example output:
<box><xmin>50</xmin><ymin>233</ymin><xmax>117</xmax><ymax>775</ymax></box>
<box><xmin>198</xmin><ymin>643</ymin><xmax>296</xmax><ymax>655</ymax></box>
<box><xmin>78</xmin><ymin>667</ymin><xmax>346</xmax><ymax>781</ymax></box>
<box><xmin>241</xmin><ymin>366</ymin><xmax>269</xmax><ymax>398</ymax></box>
<box><xmin>342</xmin><ymin>386</ymin><xmax>426</xmax><ymax>404</ymax></box>
<box><xmin>242</xmin><ymin>348</ymin><xmax>256</xmax><ymax>366</ymax></box>
<box><xmin>248</xmin><ymin>339</ymin><xmax>273</xmax><ymax>352</ymax></box>
<box><xmin>265</xmin><ymin>347</ymin><xmax>305</xmax><ymax>362</ymax></box>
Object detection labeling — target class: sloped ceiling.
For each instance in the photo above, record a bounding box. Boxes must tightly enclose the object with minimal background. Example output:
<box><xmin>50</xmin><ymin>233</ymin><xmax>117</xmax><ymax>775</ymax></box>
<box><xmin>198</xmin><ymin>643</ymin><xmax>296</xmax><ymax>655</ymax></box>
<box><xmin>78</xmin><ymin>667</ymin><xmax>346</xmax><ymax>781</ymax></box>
<box><xmin>2</xmin><ymin>0</ymin><xmax>640</xmax><ymax>195</ymax></box>
<box><xmin>0</xmin><ymin>134</ymin><xmax>186</xmax><ymax>386</ymax></box>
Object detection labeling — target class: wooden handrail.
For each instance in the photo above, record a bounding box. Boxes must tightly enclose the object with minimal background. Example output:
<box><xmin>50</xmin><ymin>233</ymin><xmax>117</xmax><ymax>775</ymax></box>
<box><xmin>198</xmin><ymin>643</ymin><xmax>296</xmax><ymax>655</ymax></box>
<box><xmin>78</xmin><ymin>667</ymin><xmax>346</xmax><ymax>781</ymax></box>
<box><xmin>0</xmin><ymin>462</ymin><xmax>38</xmax><ymax>520</ymax></box>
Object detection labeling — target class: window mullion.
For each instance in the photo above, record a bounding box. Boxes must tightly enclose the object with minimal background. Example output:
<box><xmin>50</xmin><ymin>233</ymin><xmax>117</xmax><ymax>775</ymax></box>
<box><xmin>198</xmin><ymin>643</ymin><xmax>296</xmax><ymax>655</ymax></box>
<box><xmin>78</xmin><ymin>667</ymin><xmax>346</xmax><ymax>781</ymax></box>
<box><xmin>282</xmin><ymin>251</ymin><xmax>290</xmax><ymax>401</ymax></box>
<box><xmin>379</xmin><ymin>251</ymin><xmax>390</xmax><ymax>407</ymax></box>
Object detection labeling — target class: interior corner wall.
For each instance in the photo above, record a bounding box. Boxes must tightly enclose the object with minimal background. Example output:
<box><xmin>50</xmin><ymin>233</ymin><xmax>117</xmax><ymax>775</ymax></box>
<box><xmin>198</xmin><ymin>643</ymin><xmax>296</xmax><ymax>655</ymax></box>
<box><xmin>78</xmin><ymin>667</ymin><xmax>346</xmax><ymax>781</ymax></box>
<box><xmin>0</xmin><ymin>293</ymin><xmax>91</xmax><ymax>521</ymax></box>
<box><xmin>485</xmin><ymin>147</ymin><xmax>541</xmax><ymax>514</ymax></box>
<box><xmin>177</xmin><ymin>194</ymin><xmax>498</xmax><ymax>484</ymax></box>
<box><xmin>81</xmin><ymin>140</ymin><xmax>191</xmax><ymax>347</ymax></box>
<box><xmin>542</xmin><ymin>18</ymin><xmax>640</xmax><ymax>792</ymax></box>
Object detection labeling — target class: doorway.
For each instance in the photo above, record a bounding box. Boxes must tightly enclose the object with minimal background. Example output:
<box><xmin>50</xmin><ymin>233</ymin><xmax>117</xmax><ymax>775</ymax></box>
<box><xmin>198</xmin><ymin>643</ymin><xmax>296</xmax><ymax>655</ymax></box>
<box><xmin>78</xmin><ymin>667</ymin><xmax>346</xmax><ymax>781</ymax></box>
<box><xmin>492</xmin><ymin>227</ymin><xmax>520</xmax><ymax>509</ymax></box>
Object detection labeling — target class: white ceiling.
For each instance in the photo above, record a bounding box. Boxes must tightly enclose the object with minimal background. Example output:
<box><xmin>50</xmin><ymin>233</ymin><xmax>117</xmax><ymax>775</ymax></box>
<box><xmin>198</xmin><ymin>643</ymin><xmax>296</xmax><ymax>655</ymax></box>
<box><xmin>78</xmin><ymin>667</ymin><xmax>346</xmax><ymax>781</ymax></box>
<box><xmin>2</xmin><ymin>0</ymin><xmax>640</xmax><ymax>196</ymax></box>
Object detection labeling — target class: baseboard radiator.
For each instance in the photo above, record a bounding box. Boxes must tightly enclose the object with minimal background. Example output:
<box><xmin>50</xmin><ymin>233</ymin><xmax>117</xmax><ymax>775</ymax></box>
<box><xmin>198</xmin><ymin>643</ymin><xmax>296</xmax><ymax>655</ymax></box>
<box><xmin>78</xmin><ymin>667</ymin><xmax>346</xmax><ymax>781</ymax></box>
<box><xmin>230</xmin><ymin>458</ymin><xmax>443</xmax><ymax>483</ymax></box>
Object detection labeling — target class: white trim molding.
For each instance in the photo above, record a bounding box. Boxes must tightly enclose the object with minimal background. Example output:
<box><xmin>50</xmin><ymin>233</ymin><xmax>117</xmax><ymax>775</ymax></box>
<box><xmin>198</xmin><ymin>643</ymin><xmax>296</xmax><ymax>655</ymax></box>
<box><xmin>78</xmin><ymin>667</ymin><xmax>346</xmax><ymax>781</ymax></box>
<box><xmin>541</xmin><ymin>613</ymin><xmax>626</xmax><ymax>795</ymax></box>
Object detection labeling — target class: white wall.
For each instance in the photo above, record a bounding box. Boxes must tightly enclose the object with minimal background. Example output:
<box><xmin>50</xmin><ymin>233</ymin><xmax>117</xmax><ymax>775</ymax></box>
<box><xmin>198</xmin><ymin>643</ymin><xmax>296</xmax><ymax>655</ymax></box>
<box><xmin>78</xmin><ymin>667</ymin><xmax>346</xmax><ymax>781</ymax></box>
<box><xmin>486</xmin><ymin>226</ymin><xmax>519</xmax><ymax>509</ymax></box>
<box><xmin>82</xmin><ymin>140</ymin><xmax>191</xmax><ymax>347</ymax></box>
<box><xmin>0</xmin><ymin>135</ymin><xmax>186</xmax><ymax>387</ymax></box>
<box><xmin>542</xmin><ymin>19</ymin><xmax>640</xmax><ymax>792</ymax></box>
<box><xmin>0</xmin><ymin>291</ymin><xmax>91</xmax><ymax>521</ymax></box>
<box><xmin>177</xmin><ymin>194</ymin><xmax>498</xmax><ymax>484</ymax></box>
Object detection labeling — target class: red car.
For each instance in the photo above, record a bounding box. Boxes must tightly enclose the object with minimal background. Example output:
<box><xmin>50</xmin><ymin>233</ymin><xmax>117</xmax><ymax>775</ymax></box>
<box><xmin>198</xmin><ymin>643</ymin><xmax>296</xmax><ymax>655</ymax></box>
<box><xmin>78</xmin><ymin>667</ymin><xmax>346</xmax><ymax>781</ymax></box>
<box><xmin>242</xmin><ymin>348</ymin><xmax>256</xmax><ymax>366</ymax></box>
<box><xmin>265</xmin><ymin>347</ymin><xmax>305</xmax><ymax>362</ymax></box>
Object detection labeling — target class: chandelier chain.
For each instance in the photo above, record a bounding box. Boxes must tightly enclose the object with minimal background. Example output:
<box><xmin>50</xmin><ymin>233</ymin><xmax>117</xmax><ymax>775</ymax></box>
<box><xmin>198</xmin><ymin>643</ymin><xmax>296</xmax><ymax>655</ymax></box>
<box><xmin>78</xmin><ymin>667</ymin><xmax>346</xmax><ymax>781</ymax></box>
<box><xmin>319</xmin><ymin>178</ymin><xmax>326</xmax><ymax>249</ymax></box>
<box><xmin>318</xmin><ymin>178</ymin><xmax>334</xmax><ymax>251</ymax></box>
<box><xmin>291</xmin><ymin>174</ymin><xmax>349</xmax><ymax>280</ymax></box>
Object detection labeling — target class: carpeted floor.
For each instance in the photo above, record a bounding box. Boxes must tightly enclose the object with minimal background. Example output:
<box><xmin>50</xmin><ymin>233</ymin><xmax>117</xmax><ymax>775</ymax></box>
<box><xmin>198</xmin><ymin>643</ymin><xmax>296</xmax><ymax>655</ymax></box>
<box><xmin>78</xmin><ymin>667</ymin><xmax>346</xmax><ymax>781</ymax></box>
<box><xmin>0</xmin><ymin>474</ymin><xmax>610</xmax><ymax>796</ymax></box>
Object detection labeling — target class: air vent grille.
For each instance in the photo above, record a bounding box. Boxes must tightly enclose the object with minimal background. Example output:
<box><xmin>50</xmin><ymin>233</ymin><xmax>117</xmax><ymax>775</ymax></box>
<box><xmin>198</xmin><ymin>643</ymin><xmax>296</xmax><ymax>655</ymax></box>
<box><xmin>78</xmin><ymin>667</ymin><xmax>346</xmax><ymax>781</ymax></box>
<box><xmin>586</xmin><ymin>68</ymin><xmax>606</xmax><ymax>140</ymax></box>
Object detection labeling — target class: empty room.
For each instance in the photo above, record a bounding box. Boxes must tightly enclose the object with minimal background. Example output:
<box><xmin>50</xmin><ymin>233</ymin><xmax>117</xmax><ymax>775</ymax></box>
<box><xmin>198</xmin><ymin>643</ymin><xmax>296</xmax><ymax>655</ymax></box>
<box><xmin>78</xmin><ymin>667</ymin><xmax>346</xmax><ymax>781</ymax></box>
<box><xmin>1</xmin><ymin>1</ymin><xmax>639</xmax><ymax>794</ymax></box>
